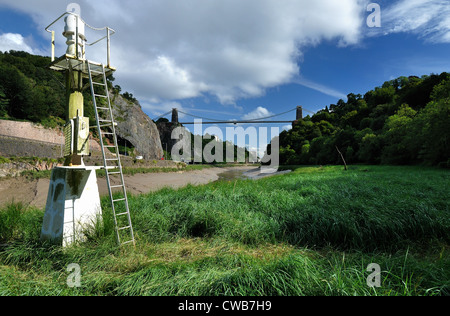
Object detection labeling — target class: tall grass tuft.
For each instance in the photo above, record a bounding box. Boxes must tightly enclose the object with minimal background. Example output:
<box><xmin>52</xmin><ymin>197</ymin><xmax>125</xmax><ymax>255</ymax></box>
<box><xmin>0</xmin><ymin>203</ymin><xmax>42</xmax><ymax>243</ymax></box>
<box><xmin>127</xmin><ymin>166</ymin><xmax>449</xmax><ymax>251</ymax></box>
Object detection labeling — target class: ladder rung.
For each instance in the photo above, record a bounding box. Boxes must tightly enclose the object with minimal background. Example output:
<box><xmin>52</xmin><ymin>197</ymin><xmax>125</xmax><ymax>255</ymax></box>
<box><xmin>92</xmin><ymin>82</ymin><xmax>106</xmax><ymax>86</ymax></box>
<box><xmin>97</xmin><ymin>107</ymin><xmax>110</xmax><ymax>110</ymax></box>
<box><xmin>101</xmin><ymin>132</ymin><xmax>114</xmax><ymax>135</ymax></box>
<box><xmin>116</xmin><ymin>212</ymin><xmax>129</xmax><ymax>216</ymax></box>
<box><xmin>98</xmin><ymin>121</ymin><xmax>117</xmax><ymax>126</ymax></box>
<box><xmin>104</xmin><ymin>145</ymin><xmax>116</xmax><ymax>148</ymax></box>
<box><xmin>118</xmin><ymin>226</ymin><xmax>131</xmax><ymax>231</ymax></box>
<box><xmin>105</xmin><ymin>161</ymin><xmax>119</xmax><ymax>164</ymax></box>
<box><xmin>94</xmin><ymin>94</ymin><xmax>108</xmax><ymax>98</ymax></box>
<box><xmin>121</xmin><ymin>240</ymin><xmax>135</xmax><ymax>245</ymax></box>
<box><xmin>107</xmin><ymin>171</ymin><xmax>121</xmax><ymax>174</ymax></box>
<box><xmin>113</xmin><ymin>198</ymin><xmax>126</xmax><ymax>202</ymax></box>
<box><xmin>99</xmin><ymin>119</ymin><xmax>112</xmax><ymax>122</ymax></box>
<box><xmin>110</xmin><ymin>185</ymin><xmax>124</xmax><ymax>189</ymax></box>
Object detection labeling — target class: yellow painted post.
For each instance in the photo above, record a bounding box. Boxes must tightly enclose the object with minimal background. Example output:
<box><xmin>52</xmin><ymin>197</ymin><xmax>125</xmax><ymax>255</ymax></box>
<box><xmin>64</xmin><ymin>70</ymin><xmax>87</xmax><ymax>166</ymax></box>
<box><xmin>68</xmin><ymin>91</ymin><xmax>84</xmax><ymax>119</ymax></box>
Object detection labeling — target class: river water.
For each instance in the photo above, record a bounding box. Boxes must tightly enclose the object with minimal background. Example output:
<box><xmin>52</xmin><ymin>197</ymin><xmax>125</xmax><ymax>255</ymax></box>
<box><xmin>216</xmin><ymin>167</ymin><xmax>291</xmax><ymax>182</ymax></box>
<box><xmin>217</xmin><ymin>168</ymin><xmax>253</xmax><ymax>182</ymax></box>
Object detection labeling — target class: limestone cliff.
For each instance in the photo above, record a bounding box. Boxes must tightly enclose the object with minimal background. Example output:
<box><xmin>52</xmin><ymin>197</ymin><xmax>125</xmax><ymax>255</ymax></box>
<box><xmin>157</xmin><ymin>122</ymin><xmax>183</xmax><ymax>154</ymax></box>
<box><xmin>110</xmin><ymin>92</ymin><xmax>163</xmax><ymax>159</ymax></box>
<box><xmin>156</xmin><ymin>122</ymin><xmax>202</xmax><ymax>162</ymax></box>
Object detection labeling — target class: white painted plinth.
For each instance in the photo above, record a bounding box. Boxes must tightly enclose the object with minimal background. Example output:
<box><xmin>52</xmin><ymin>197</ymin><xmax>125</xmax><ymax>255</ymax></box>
<box><xmin>40</xmin><ymin>166</ymin><xmax>102</xmax><ymax>247</ymax></box>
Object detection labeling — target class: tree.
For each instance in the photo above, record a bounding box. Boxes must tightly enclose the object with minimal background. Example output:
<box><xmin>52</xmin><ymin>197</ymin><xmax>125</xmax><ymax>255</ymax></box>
<box><xmin>397</xmin><ymin>73</ymin><xmax>448</xmax><ymax>110</ymax></box>
<box><xmin>380</xmin><ymin>104</ymin><xmax>417</xmax><ymax>164</ymax></box>
<box><xmin>410</xmin><ymin>98</ymin><xmax>450</xmax><ymax>166</ymax></box>
<box><xmin>279</xmin><ymin>145</ymin><xmax>298</xmax><ymax>165</ymax></box>
<box><xmin>156</xmin><ymin>117</ymin><xmax>169</xmax><ymax>124</ymax></box>
<box><xmin>0</xmin><ymin>64</ymin><xmax>32</xmax><ymax>120</ymax></box>
<box><xmin>113</xmin><ymin>84</ymin><xmax>122</xmax><ymax>94</ymax></box>
<box><xmin>122</xmin><ymin>92</ymin><xmax>137</xmax><ymax>103</ymax></box>
<box><xmin>0</xmin><ymin>88</ymin><xmax>9</xmax><ymax>117</ymax></box>
<box><xmin>0</xmin><ymin>51</ymin><xmax>66</xmax><ymax>124</ymax></box>
<box><xmin>358</xmin><ymin>133</ymin><xmax>381</xmax><ymax>164</ymax></box>
<box><xmin>365</xmin><ymin>85</ymin><xmax>396</xmax><ymax>108</ymax></box>
<box><xmin>430</xmin><ymin>76</ymin><xmax>450</xmax><ymax>101</ymax></box>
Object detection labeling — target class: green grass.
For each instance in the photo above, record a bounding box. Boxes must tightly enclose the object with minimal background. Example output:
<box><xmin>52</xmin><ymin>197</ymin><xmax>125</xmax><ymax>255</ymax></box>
<box><xmin>0</xmin><ymin>165</ymin><xmax>448</xmax><ymax>296</ymax></box>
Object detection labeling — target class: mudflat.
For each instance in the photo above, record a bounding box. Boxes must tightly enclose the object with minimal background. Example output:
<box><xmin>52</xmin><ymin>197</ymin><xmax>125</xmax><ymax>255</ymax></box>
<box><xmin>0</xmin><ymin>166</ymin><xmax>254</xmax><ymax>209</ymax></box>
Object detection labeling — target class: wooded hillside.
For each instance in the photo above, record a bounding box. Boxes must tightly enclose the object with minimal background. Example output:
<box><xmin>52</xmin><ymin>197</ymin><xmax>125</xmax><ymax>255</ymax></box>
<box><xmin>276</xmin><ymin>72</ymin><xmax>449</xmax><ymax>167</ymax></box>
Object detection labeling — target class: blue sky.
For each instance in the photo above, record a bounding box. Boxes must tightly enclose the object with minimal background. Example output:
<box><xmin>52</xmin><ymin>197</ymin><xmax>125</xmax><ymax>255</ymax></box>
<box><xmin>0</xmin><ymin>0</ymin><xmax>449</xmax><ymax>153</ymax></box>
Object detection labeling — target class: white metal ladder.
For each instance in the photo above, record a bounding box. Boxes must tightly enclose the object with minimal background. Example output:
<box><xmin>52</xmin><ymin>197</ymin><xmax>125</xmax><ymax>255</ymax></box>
<box><xmin>87</xmin><ymin>61</ymin><xmax>135</xmax><ymax>247</ymax></box>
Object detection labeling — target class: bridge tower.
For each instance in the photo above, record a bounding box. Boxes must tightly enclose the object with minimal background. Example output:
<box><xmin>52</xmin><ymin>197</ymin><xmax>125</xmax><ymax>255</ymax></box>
<box><xmin>171</xmin><ymin>108</ymin><xmax>179</xmax><ymax>124</ymax></box>
<box><xmin>292</xmin><ymin>106</ymin><xmax>303</xmax><ymax>127</ymax></box>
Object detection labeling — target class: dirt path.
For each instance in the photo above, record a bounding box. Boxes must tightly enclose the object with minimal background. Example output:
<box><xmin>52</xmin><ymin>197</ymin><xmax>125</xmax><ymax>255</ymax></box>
<box><xmin>0</xmin><ymin>166</ymin><xmax>254</xmax><ymax>209</ymax></box>
<box><xmin>0</xmin><ymin>177</ymin><xmax>37</xmax><ymax>207</ymax></box>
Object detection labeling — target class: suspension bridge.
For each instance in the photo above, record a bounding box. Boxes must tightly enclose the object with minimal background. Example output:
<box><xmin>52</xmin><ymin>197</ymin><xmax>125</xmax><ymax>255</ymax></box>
<box><xmin>153</xmin><ymin>106</ymin><xmax>316</xmax><ymax>126</ymax></box>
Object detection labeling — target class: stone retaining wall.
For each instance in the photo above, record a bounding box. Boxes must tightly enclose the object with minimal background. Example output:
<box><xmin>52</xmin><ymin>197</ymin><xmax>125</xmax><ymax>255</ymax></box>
<box><xmin>0</xmin><ymin>135</ymin><xmax>62</xmax><ymax>159</ymax></box>
<box><xmin>0</xmin><ymin>120</ymin><xmax>63</xmax><ymax>144</ymax></box>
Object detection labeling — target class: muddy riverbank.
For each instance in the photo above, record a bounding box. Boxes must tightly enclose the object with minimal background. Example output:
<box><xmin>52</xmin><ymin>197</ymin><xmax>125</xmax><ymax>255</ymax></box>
<box><xmin>0</xmin><ymin>166</ymin><xmax>253</xmax><ymax>209</ymax></box>
<box><xmin>0</xmin><ymin>166</ymin><xmax>291</xmax><ymax>209</ymax></box>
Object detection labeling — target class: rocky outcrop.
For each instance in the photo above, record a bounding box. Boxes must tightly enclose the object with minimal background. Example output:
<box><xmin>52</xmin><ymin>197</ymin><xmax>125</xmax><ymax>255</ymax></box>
<box><xmin>110</xmin><ymin>93</ymin><xmax>164</xmax><ymax>160</ymax></box>
<box><xmin>157</xmin><ymin>122</ymin><xmax>183</xmax><ymax>154</ymax></box>
<box><xmin>156</xmin><ymin>122</ymin><xmax>202</xmax><ymax>162</ymax></box>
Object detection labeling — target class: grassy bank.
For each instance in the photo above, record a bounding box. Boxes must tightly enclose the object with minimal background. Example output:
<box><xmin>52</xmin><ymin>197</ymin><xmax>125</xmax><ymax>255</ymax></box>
<box><xmin>0</xmin><ymin>165</ymin><xmax>448</xmax><ymax>296</ymax></box>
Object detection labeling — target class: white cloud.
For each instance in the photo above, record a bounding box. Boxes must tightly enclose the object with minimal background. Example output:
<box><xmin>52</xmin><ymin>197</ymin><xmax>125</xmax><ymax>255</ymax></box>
<box><xmin>294</xmin><ymin>77</ymin><xmax>348</xmax><ymax>100</ymax></box>
<box><xmin>371</xmin><ymin>0</ymin><xmax>450</xmax><ymax>43</ymax></box>
<box><xmin>0</xmin><ymin>33</ymin><xmax>34</xmax><ymax>53</ymax></box>
<box><xmin>139</xmin><ymin>99</ymin><xmax>185</xmax><ymax>120</ymax></box>
<box><xmin>0</xmin><ymin>0</ymin><xmax>366</xmax><ymax>114</ymax></box>
<box><xmin>242</xmin><ymin>107</ymin><xmax>274</xmax><ymax>120</ymax></box>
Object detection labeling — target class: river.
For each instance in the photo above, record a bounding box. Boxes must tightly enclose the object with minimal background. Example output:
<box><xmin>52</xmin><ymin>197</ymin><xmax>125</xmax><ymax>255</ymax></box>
<box><xmin>217</xmin><ymin>167</ymin><xmax>291</xmax><ymax>182</ymax></box>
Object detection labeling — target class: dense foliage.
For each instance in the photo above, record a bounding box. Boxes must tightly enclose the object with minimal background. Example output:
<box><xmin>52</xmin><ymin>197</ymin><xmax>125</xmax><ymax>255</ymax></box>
<box><xmin>276</xmin><ymin>72</ymin><xmax>450</xmax><ymax>167</ymax></box>
<box><xmin>0</xmin><ymin>50</ymin><xmax>132</xmax><ymax>129</ymax></box>
<box><xmin>0</xmin><ymin>51</ymin><xmax>67</xmax><ymax>127</ymax></box>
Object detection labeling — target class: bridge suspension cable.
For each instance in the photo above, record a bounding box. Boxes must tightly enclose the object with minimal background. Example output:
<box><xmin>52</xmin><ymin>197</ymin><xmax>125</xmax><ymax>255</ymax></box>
<box><xmin>302</xmin><ymin>108</ymin><xmax>316</xmax><ymax>115</ymax></box>
<box><xmin>245</xmin><ymin>107</ymin><xmax>298</xmax><ymax>121</ymax></box>
<box><xmin>153</xmin><ymin>106</ymin><xmax>317</xmax><ymax>124</ymax></box>
<box><xmin>152</xmin><ymin>111</ymin><xmax>173</xmax><ymax>122</ymax></box>
<box><xmin>177</xmin><ymin>110</ymin><xmax>226</xmax><ymax>122</ymax></box>
<box><xmin>178</xmin><ymin>107</ymin><xmax>301</xmax><ymax>123</ymax></box>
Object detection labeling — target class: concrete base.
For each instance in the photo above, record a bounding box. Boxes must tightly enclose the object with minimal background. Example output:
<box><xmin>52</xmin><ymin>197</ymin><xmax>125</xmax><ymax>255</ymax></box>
<box><xmin>40</xmin><ymin>166</ymin><xmax>102</xmax><ymax>247</ymax></box>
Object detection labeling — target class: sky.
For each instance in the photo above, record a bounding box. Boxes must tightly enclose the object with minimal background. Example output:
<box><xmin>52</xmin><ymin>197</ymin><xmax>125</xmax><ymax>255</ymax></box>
<box><xmin>0</xmin><ymin>0</ymin><xmax>449</xmax><ymax>155</ymax></box>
